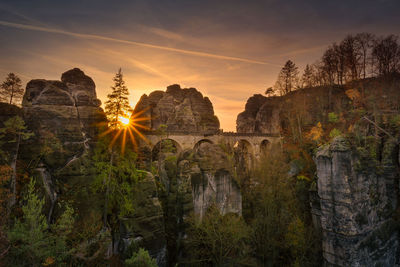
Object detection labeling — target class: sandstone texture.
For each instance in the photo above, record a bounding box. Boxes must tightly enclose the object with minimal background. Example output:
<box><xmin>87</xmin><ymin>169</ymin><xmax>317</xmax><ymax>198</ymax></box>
<box><xmin>133</xmin><ymin>84</ymin><xmax>220</xmax><ymax>134</ymax></box>
<box><xmin>314</xmin><ymin>136</ymin><xmax>399</xmax><ymax>266</ymax></box>
<box><xmin>22</xmin><ymin>68</ymin><xmax>105</xmax><ymax>170</ymax></box>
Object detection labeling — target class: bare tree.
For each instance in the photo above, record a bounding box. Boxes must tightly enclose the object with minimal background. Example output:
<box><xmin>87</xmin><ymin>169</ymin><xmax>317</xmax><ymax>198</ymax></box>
<box><xmin>372</xmin><ymin>35</ymin><xmax>400</xmax><ymax>76</ymax></box>
<box><xmin>0</xmin><ymin>73</ymin><xmax>24</xmax><ymax>105</ymax></box>
<box><xmin>355</xmin><ymin>32</ymin><xmax>375</xmax><ymax>79</ymax></box>
<box><xmin>321</xmin><ymin>46</ymin><xmax>338</xmax><ymax>85</ymax></box>
<box><xmin>341</xmin><ymin>35</ymin><xmax>361</xmax><ymax>81</ymax></box>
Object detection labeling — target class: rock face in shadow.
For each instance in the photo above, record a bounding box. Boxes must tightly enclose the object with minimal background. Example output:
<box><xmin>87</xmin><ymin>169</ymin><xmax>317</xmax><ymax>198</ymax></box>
<box><xmin>22</xmin><ymin>68</ymin><xmax>105</xmax><ymax>170</ymax></box>
<box><xmin>236</xmin><ymin>94</ymin><xmax>281</xmax><ymax>134</ymax></box>
<box><xmin>236</xmin><ymin>86</ymin><xmax>349</xmax><ymax>134</ymax></box>
<box><xmin>133</xmin><ymin>84</ymin><xmax>220</xmax><ymax>134</ymax></box>
<box><xmin>190</xmin><ymin>142</ymin><xmax>242</xmax><ymax>219</ymax></box>
<box><xmin>153</xmin><ymin>141</ymin><xmax>242</xmax><ymax>265</ymax></box>
<box><xmin>20</xmin><ymin>68</ymin><xmax>107</xmax><ymax>246</ymax></box>
<box><xmin>314</xmin><ymin>137</ymin><xmax>399</xmax><ymax>266</ymax></box>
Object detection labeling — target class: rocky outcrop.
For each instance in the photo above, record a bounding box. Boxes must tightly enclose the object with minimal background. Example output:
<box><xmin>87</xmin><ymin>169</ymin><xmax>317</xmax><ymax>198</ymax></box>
<box><xmin>236</xmin><ymin>86</ymin><xmax>349</xmax><ymax>134</ymax></box>
<box><xmin>22</xmin><ymin>68</ymin><xmax>105</xmax><ymax>170</ymax></box>
<box><xmin>237</xmin><ymin>94</ymin><xmax>282</xmax><ymax>134</ymax></box>
<box><xmin>20</xmin><ymin>68</ymin><xmax>106</xmax><ymax>224</ymax></box>
<box><xmin>133</xmin><ymin>84</ymin><xmax>220</xmax><ymax>134</ymax></box>
<box><xmin>190</xmin><ymin>142</ymin><xmax>241</xmax><ymax>218</ymax></box>
<box><xmin>314</xmin><ymin>136</ymin><xmax>399</xmax><ymax>266</ymax></box>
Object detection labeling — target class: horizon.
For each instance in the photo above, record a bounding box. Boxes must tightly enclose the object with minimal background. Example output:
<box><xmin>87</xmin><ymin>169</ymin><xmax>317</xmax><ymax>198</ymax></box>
<box><xmin>1</xmin><ymin>0</ymin><xmax>400</xmax><ymax>131</ymax></box>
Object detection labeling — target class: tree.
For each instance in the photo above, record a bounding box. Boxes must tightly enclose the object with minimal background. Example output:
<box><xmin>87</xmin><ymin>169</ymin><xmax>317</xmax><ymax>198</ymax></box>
<box><xmin>0</xmin><ymin>116</ymin><xmax>33</xmax><ymax>207</ymax></box>
<box><xmin>301</xmin><ymin>64</ymin><xmax>315</xmax><ymax>88</ymax></box>
<box><xmin>265</xmin><ymin>87</ymin><xmax>275</xmax><ymax>96</ymax></box>
<box><xmin>0</xmin><ymin>73</ymin><xmax>24</xmax><ymax>105</ymax></box>
<box><xmin>105</xmin><ymin>68</ymin><xmax>132</xmax><ymax>129</ymax></box>
<box><xmin>92</xmin><ymin>136</ymin><xmax>141</xmax><ymax>250</ymax></box>
<box><xmin>125</xmin><ymin>248</ymin><xmax>157</xmax><ymax>267</ymax></box>
<box><xmin>6</xmin><ymin>179</ymin><xmax>75</xmax><ymax>266</ymax></box>
<box><xmin>372</xmin><ymin>35</ymin><xmax>400</xmax><ymax>76</ymax></box>
<box><xmin>185</xmin><ymin>205</ymin><xmax>252</xmax><ymax>266</ymax></box>
<box><xmin>341</xmin><ymin>35</ymin><xmax>361</xmax><ymax>81</ymax></box>
<box><xmin>355</xmin><ymin>33</ymin><xmax>375</xmax><ymax>79</ymax></box>
<box><xmin>274</xmin><ymin>60</ymin><xmax>299</xmax><ymax>95</ymax></box>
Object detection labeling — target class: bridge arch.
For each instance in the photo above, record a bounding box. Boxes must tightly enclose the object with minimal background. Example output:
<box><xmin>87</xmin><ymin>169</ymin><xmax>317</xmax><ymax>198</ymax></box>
<box><xmin>260</xmin><ymin>139</ymin><xmax>271</xmax><ymax>156</ymax></box>
<box><xmin>193</xmin><ymin>138</ymin><xmax>214</xmax><ymax>151</ymax></box>
<box><xmin>233</xmin><ymin>139</ymin><xmax>254</xmax><ymax>155</ymax></box>
<box><xmin>151</xmin><ymin>138</ymin><xmax>182</xmax><ymax>161</ymax></box>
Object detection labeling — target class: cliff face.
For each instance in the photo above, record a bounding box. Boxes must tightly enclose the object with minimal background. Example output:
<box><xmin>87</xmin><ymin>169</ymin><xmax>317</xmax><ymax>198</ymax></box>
<box><xmin>236</xmin><ymin>94</ymin><xmax>281</xmax><ymax>134</ymax></box>
<box><xmin>315</xmin><ymin>137</ymin><xmax>399</xmax><ymax>266</ymax></box>
<box><xmin>22</xmin><ymin>68</ymin><xmax>105</xmax><ymax>170</ymax></box>
<box><xmin>236</xmin><ymin>86</ymin><xmax>349</xmax><ymax>134</ymax></box>
<box><xmin>133</xmin><ymin>84</ymin><xmax>220</xmax><ymax>134</ymax></box>
<box><xmin>154</xmin><ymin>141</ymin><xmax>242</xmax><ymax>264</ymax></box>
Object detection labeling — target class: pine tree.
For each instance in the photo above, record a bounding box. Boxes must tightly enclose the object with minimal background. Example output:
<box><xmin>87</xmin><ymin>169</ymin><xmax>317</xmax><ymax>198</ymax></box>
<box><xmin>0</xmin><ymin>73</ymin><xmax>24</xmax><ymax>105</ymax></box>
<box><xmin>274</xmin><ymin>60</ymin><xmax>299</xmax><ymax>95</ymax></box>
<box><xmin>105</xmin><ymin>68</ymin><xmax>131</xmax><ymax>129</ymax></box>
<box><xmin>7</xmin><ymin>179</ymin><xmax>75</xmax><ymax>265</ymax></box>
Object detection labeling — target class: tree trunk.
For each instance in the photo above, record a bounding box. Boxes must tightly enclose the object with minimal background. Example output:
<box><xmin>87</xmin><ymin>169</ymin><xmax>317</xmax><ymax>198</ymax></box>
<box><xmin>9</xmin><ymin>133</ymin><xmax>21</xmax><ymax>207</ymax></box>
<box><xmin>103</xmin><ymin>150</ymin><xmax>114</xmax><ymax>228</ymax></box>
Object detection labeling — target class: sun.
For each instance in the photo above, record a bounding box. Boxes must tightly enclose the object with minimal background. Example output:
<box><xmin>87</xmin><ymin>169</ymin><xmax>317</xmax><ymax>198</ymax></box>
<box><xmin>99</xmin><ymin>108</ymin><xmax>152</xmax><ymax>154</ymax></box>
<box><xmin>118</xmin><ymin>115</ymin><xmax>130</xmax><ymax>127</ymax></box>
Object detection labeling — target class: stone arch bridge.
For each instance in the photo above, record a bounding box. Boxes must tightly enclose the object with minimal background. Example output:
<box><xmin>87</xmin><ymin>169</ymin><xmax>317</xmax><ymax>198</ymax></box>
<box><xmin>142</xmin><ymin>132</ymin><xmax>281</xmax><ymax>159</ymax></box>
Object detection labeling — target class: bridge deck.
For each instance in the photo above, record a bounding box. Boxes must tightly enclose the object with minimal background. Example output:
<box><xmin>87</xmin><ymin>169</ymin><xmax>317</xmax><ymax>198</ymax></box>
<box><xmin>142</xmin><ymin>131</ymin><xmax>280</xmax><ymax>138</ymax></box>
<box><xmin>142</xmin><ymin>131</ymin><xmax>281</xmax><ymax>157</ymax></box>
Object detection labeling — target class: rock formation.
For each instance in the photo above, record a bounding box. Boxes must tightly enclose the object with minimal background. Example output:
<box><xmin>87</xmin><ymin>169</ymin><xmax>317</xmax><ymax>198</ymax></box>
<box><xmin>154</xmin><ymin>140</ymin><xmax>242</xmax><ymax>264</ymax></box>
<box><xmin>236</xmin><ymin>87</ymin><xmax>349</xmax><ymax>134</ymax></box>
<box><xmin>236</xmin><ymin>94</ymin><xmax>281</xmax><ymax>134</ymax></box>
<box><xmin>133</xmin><ymin>84</ymin><xmax>220</xmax><ymax>134</ymax></box>
<box><xmin>314</xmin><ymin>137</ymin><xmax>399</xmax><ymax>266</ymax></box>
<box><xmin>21</xmin><ymin>68</ymin><xmax>106</xmax><ymax>216</ymax></box>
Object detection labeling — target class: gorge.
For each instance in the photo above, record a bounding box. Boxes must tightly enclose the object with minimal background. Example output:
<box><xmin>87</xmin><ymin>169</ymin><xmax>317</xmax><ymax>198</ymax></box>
<box><xmin>1</xmin><ymin>69</ymin><xmax>400</xmax><ymax>266</ymax></box>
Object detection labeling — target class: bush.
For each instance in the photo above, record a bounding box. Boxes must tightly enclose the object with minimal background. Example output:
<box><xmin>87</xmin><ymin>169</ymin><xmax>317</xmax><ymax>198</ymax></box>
<box><xmin>124</xmin><ymin>248</ymin><xmax>157</xmax><ymax>267</ymax></box>
<box><xmin>328</xmin><ymin>112</ymin><xmax>339</xmax><ymax>123</ymax></box>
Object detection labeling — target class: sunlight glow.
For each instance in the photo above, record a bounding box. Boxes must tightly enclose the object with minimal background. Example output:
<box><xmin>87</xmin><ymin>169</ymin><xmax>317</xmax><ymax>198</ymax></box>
<box><xmin>119</xmin><ymin>116</ymin><xmax>130</xmax><ymax>126</ymax></box>
<box><xmin>100</xmin><ymin>108</ymin><xmax>152</xmax><ymax>154</ymax></box>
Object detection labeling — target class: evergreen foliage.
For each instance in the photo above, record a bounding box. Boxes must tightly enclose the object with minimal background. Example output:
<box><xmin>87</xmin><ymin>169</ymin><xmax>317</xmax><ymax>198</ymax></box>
<box><xmin>105</xmin><ymin>68</ymin><xmax>132</xmax><ymax>129</ymax></box>
<box><xmin>7</xmin><ymin>179</ymin><xmax>75</xmax><ymax>266</ymax></box>
<box><xmin>124</xmin><ymin>248</ymin><xmax>157</xmax><ymax>267</ymax></box>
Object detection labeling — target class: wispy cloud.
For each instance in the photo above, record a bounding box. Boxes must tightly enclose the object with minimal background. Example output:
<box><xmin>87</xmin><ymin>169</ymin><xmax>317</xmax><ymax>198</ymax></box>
<box><xmin>0</xmin><ymin>20</ymin><xmax>273</xmax><ymax>65</ymax></box>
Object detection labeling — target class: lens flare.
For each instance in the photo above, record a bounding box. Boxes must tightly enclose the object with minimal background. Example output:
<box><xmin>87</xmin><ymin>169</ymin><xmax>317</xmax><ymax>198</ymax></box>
<box><xmin>118</xmin><ymin>116</ymin><xmax>130</xmax><ymax>126</ymax></box>
<box><xmin>100</xmin><ymin>108</ymin><xmax>151</xmax><ymax>154</ymax></box>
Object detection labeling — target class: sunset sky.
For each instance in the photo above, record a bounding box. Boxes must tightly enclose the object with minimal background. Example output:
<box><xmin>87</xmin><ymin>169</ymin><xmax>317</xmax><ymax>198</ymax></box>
<box><xmin>1</xmin><ymin>0</ymin><xmax>400</xmax><ymax>131</ymax></box>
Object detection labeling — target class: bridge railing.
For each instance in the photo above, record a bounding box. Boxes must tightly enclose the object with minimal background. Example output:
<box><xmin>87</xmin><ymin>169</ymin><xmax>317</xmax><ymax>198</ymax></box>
<box><xmin>142</xmin><ymin>130</ymin><xmax>280</xmax><ymax>138</ymax></box>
